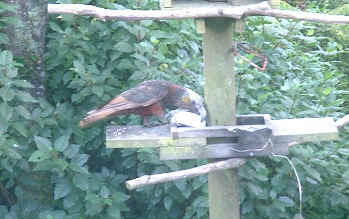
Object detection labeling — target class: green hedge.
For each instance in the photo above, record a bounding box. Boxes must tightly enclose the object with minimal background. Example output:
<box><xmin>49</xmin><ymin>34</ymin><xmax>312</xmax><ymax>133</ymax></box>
<box><xmin>0</xmin><ymin>0</ymin><xmax>348</xmax><ymax>218</ymax></box>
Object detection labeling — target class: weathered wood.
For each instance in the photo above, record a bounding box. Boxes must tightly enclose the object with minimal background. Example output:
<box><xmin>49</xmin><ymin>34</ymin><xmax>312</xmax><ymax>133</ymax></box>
<box><xmin>203</xmin><ymin>17</ymin><xmax>239</xmax><ymax>219</ymax></box>
<box><xmin>171</xmin><ymin>125</ymin><xmax>268</xmax><ymax>138</ymax></box>
<box><xmin>235</xmin><ymin>19</ymin><xmax>244</xmax><ymax>33</ymax></box>
<box><xmin>160</xmin><ymin>142</ymin><xmax>288</xmax><ymax>160</ymax></box>
<box><xmin>106</xmin><ymin>125</ymin><xmax>206</xmax><ymax>148</ymax></box>
<box><xmin>105</xmin><ymin>117</ymin><xmax>338</xmax><ymax>158</ymax></box>
<box><xmin>272</xmin><ymin>117</ymin><xmax>338</xmax><ymax>145</ymax></box>
<box><xmin>228</xmin><ymin>0</ymin><xmax>264</xmax><ymax>6</ymax></box>
<box><xmin>236</xmin><ymin>114</ymin><xmax>271</xmax><ymax>125</ymax></box>
<box><xmin>195</xmin><ymin>19</ymin><xmax>206</xmax><ymax>34</ymax></box>
<box><xmin>125</xmin><ymin>158</ymin><xmax>246</xmax><ymax>190</ymax></box>
<box><xmin>48</xmin><ymin>3</ymin><xmax>349</xmax><ymax>24</ymax></box>
<box><xmin>162</xmin><ymin>117</ymin><xmax>338</xmax><ymax>159</ymax></box>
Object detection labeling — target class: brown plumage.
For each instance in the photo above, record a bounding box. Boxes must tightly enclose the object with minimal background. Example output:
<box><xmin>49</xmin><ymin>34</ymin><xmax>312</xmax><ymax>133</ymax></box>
<box><xmin>79</xmin><ymin>80</ymin><xmax>206</xmax><ymax>128</ymax></box>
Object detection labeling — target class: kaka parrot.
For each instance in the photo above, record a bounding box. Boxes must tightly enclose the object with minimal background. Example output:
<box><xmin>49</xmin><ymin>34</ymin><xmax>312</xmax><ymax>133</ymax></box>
<box><xmin>79</xmin><ymin>80</ymin><xmax>206</xmax><ymax>128</ymax></box>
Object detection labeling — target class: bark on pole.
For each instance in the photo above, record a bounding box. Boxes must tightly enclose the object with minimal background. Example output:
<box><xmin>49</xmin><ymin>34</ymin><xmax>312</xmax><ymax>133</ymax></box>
<box><xmin>4</xmin><ymin>0</ymin><xmax>48</xmax><ymax>99</ymax></box>
<box><xmin>203</xmin><ymin>18</ymin><xmax>240</xmax><ymax>219</ymax></box>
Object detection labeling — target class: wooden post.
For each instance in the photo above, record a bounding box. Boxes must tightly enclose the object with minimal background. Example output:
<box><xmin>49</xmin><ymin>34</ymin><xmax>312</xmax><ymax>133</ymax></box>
<box><xmin>203</xmin><ymin>18</ymin><xmax>239</xmax><ymax>219</ymax></box>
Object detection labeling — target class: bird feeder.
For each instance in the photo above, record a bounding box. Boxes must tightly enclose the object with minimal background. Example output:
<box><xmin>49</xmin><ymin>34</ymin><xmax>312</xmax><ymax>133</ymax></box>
<box><xmin>106</xmin><ymin>114</ymin><xmax>338</xmax><ymax>160</ymax></box>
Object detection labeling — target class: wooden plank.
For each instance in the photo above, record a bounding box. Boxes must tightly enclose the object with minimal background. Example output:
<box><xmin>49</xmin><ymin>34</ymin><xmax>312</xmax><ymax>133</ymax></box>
<box><xmin>203</xmin><ymin>17</ymin><xmax>239</xmax><ymax>219</ymax></box>
<box><xmin>272</xmin><ymin>117</ymin><xmax>338</xmax><ymax>144</ymax></box>
<box><xmin>228</xmin><ymin>0</ymin><xmax>264</xmax><ymax>6</ymax></box>
<box><xmin>236</xmin><ymin>114</ymin><xmax>270</xmax><ymax>125</ymax></box>
<box><xmin>171</xmin><ymin>125</ymin><xmax>268</xmax><ymax>138</ymax></box>
<box><xmin>235</xmin><ymin>19</ymin><xmax>244</xmax><ymax>33</ymax></box>
<box><xmin>195</xmin><ymin>19</ymin><xmax>206</xmax><ymax>34</ymax></box>
<box><xmin>160</xmin><ymin>142</ymin><xmax>288</xmax><ymax>160</ymax></box>
<box><xmin>106</xmin><ymin>125</ymin><xmax>206</xmax><ymax>148</ymax></box>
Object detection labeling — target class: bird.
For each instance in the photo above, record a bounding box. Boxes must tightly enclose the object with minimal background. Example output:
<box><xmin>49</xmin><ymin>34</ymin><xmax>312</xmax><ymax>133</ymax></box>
<box><xmin>79</xmin><ymin>80</ymin><xmax>206</xmax><ymax>128</ymax></box>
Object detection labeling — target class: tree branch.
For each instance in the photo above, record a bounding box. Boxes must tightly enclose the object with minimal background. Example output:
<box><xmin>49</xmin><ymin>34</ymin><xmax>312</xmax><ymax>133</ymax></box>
<box><xmin>126</xmin><ymin>158</ymin><xmax>245</xmax><ymax>190</ymax></box>
<box><xmin>247</xmin><ymin>8</ymin><xmax>349</xmax><ymax>24</ymax></box>
<box><xmin>47</xmin><ymin>2</ymin><xmax>349</xmax><ymax>24</ymax></box>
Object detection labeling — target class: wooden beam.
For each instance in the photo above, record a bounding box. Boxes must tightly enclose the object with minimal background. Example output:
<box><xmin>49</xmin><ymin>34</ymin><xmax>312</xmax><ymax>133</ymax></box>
<box><xmin>272</xmin><ymin>117</ymin><xmax>338</xmax><ymax>145</ymax></box>
<box><xmin>171</xmin><ymin>124</ymin><xmax>268</xmax><ymax>138</ymax></box>
<box><xmin>203</xmin><ymin>18</ymin><xmax>239</xmax><ymax>219</ymax></box>
<box><xmin>195</xmin><ymin>19</ymin><xmax>206</xmax><ymax>34</ymax></box>
<box><xmin>106</xmin><ymin>125</ymin><xmax>206</xmax><ymax>148</ymax></box>
<box><xmin>160</xmin><ymin>142</ymin><xmax>288</xmax><ymax>160</ymax></box>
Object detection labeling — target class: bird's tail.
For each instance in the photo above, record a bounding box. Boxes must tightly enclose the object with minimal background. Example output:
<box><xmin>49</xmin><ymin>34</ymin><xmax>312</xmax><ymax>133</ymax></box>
<box><xmin>79</xmin><ymin>107</ymin><xmax>122</xmax><ymax>128</ymax></box>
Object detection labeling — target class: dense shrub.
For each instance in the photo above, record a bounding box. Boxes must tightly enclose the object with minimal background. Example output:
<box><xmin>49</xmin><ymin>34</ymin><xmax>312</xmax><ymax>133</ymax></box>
<box><xmin>0</xmin><ymin>0</ymin><xmax>348</xmax><ymax>218</ymax></box>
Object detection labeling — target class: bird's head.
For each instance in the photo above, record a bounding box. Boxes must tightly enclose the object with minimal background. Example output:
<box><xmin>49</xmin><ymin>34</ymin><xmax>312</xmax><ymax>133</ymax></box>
<box><xmin>181</xmin><ymin>88</ymin><xmax>207</xmax><ymax>122</ymax></box>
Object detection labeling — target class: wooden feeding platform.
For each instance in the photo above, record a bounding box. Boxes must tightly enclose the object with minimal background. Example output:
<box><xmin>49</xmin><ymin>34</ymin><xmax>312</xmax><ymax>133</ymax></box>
<box><xmin>106</xmin><ymin>114</ymin><xmax>338</xmax><ymax>160</ymax></box>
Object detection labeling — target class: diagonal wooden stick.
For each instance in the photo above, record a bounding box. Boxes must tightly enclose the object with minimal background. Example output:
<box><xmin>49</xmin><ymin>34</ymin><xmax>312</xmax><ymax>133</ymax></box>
<box><xmin>125</xmin><ymin>158</ymin><xmax>245</xmax><ymax>190</ymax></box>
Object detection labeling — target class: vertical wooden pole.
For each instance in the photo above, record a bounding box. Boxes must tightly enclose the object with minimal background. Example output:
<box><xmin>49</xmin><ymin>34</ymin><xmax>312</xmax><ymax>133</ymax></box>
<box><xmin>203</xmin><ymin>18</ymin><xmax>239</xmax><ymax>219</ymax></box>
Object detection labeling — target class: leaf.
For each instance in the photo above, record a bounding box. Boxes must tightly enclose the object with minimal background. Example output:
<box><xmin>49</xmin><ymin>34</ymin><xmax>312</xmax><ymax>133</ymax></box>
<box><xmin>304</xmin><ymin>166</ymin><xmax>322</xmax><ymax>182</ymax></box>
<box><xmin>39</xmin><ymin>210</ymin><xmax>66</xmax><ymax>219</ymax></box>
<box><xmin>49</xmin><ymin>21</ymin><xmax>64</xmax><ymax>33</ymax></box>
<box><xmin>69</xmin><ymin>163</ymin><xmax>89</xmax><ymax>174</ymax></box>
<box><xmin>113</xmin><ymin>191</ymin><xmax>130</xmax><ymax>203</ymax></box>
<box><xmin>107</xmin><ymin>207</ymin><xmax>121</xmax><ymax>218</ymax></box>
<box><xmin>0</xmin><ymin>206</ymin><xmax>8</xmax><ymax>215</ymax></box>
<box><xmin>63</xmin><ymin>193</ymin><xmax>79</xmax><ymax>209</ymax></box>
<box><xmin>34</xmin><ymin>136</ymin><xmax>52</xmax><ymax>152</ymax></box>
<box><xmin>279</xmin><ymin>196</ymin><xmax>295</xmax><ymax>207</ymax></box>
<box><xmin>164</xmin><ymin>196</ymin><xmax>173</xmax><ymax>211</ymax></box>
<box><xmin>6</xmin><ymin>148</ymin><xmax>22</xmax><ymax>160</ymax></box>
<box><xmin>0</xmin><ymin>103</ymin><xmax>13</xmax><ymax>121</ymax></box>
<box><xmin>16</xmin><ymin>105</ymin><xmax>31</xmax><ymax>120</ymax></box>
<box><xmin>0</xmin><ymin>33</ymin><xmax>9</xmax><ymax>44</ymax></box>
<box><xmin>115</xmin><ymin>41</ymin><xmax>133</xmax><ymax>53</ymax></box>
<box><xmin>0</xmin><ymin>50</ymin><xmax>13</xmax><ymax>66</ymax></box>
<box><xmin>16</xmin><ymin>91</ymin><xmax>37</xmax><ymax>103</ymax></box>
<box><xmin>34</xmin><ymin>159</ymin><xmax>68</xmax><ymax>172</ymax></box>
<box><xmin>54</xmin><ymin>135</ymin><xmax>70</xmax><ymax>152</ymax></box>
<box><xmin>63</xmin><ymin>144</ymin><xmax>80</xmax><ymax>158</ymax></box>
<box><xmin>72</xmin><ymin>60</ymin><xmax>85</xmax><ymax>74</ymax></box>
<box><xmin>29</xmin><ymin>150</ymin><xmax>51</xmax><ymax>162</ymax></box>
<box><xmin>54</xmin><ymin>179</ymin><xmax>72</xmax><ymax>200</ymax></box>
<box><xmin>0</xmin><ymin>88</ymin><xmax>15</xmax><ymax>102</ymax></box>
<box><xmin>12</xmin><ymin>80</ymin><xmax>34</xmax><ymax>88</ymax></box>
<box><xmin>338</xmin><ymin>148</ymin><xmax>349</xmax><ymax>156</ymax></box>
<box><xmin>86</xmin><ymin>192</ymin><xmax>100</xmax><ymax>204</ymax></box>
<box><xmin>92</xmin><ymin>86</ymin><xmax>104</xmax><ymax>97</ymax></box>
<box><xmin>192</xmin><ymin>196</ymin><xmax>208</xmax><ymax>208</ymax></box>
<box><xmin>100</xmin><ymin>186</ymin><xmax>110</xmax><ymax>199</ymax></box>
<box><xmin>72</xmin><ymin>154</ymin><xmax>89</xmax><ymax>167</ymax></box>
<box><xmin>73</xmin><ymin>174</ymin><xmax>89</xmax><ymax>191</ymax></box>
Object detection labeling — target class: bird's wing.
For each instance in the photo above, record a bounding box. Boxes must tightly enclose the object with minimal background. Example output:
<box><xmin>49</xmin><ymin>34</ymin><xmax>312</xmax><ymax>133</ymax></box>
<box><xmin>79</xmin><ymin>81</ymin><xmax>169</xmax><ymax>127</ymax></box>
<box><xmin>99</xmin><ymin>82</ymin><xmax>169</xmax><ymax>111</ymax></box>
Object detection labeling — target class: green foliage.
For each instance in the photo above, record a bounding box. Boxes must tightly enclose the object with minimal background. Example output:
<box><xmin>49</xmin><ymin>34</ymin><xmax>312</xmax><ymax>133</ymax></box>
<box><xmin>1</xmin><ymin>0</ymin><xmax>348</xmax><ymax>219</ymax></box>
<box><xmin>235</xmin><ymin>15</ymin><xmax>349</xmax><ymax>218</ymax></box>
